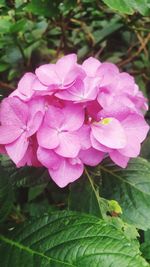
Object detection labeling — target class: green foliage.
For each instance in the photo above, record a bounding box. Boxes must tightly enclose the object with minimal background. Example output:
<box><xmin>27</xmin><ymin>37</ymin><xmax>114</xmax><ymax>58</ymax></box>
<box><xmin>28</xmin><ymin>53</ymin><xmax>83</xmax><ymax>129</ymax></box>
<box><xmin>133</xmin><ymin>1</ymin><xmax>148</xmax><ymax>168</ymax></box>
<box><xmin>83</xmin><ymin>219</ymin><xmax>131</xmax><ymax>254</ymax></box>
<box><xmin>0</xmin><ymin>155</ymin><xmax>49</xmax><ymax>187</ymax></box>
<box><xmin>141</xmin><ymin>229</ymin><xmax>150</xmax><ymax>262</ymax></box>
<box><xmin>69</xmin><ymin>174</ymin><xmax>102</xmax><ymax>217</ymax></box>
<box><xmin>0</xmin><ymin>211</ymin><xmax>149</xmax><ymax>267</ymax></box>
<box><xmin>0</xmin><ymin>0</ymin><xmax>150</xmax><ymax>266</ymax></box>
<box><xmin>101</xmin><ymin>157</ymin><xmax>150</xmax><ymax>230</ymax></box>
<box><xmin>102</xmin><ymin>0</ymin><xmax>150</xmax><ymax>15</ymax></box>
<box><xmin>0</xmin><ymin>166</ymin><xmax>14</xmax><ymax>223</ymax></box>
<box><xmin>141</xmin><ymin>242</ymin><xmax>150</xmax><ymax>262</ymax></box>
<box><xmin>69</xmin><ymin>171</ymin><xmax>123</xmax><ymax>219</ymax></box>
<box><xmin>141</xmin><ymin>136</ymin><xmax>150</xmax><ymax>161</ymax></box>
<box><xmin>0</xmin><ymin>0</ymin><xmax>150</xmax><ymax>91</ymax></box>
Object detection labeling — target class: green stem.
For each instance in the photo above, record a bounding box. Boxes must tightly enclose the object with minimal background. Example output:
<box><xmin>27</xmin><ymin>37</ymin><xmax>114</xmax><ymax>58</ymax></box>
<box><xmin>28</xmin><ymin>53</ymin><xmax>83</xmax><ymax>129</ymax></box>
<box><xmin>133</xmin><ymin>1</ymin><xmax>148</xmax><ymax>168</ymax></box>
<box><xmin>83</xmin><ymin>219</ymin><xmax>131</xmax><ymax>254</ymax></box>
<box><xmin>84</xmin><ymin>167</ymin><xmax>103</xmax><ymax>218</ymax></box>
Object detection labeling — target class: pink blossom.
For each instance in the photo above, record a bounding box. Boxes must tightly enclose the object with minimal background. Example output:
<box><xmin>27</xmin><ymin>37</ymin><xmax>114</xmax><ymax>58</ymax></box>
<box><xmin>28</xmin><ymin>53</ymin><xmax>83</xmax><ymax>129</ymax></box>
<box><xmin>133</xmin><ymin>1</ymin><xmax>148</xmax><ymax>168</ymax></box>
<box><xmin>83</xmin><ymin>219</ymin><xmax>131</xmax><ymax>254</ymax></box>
<box><xmin>0</xmin><ymin>54</ymin><xmax>149</xmax><ymax>187</ymax></box>
<box><xmin>90</xmin><ymin>114</ymin><xmax>149</xmax><ymax>168</ymax></box>
<box><xmin>11</xmin><ymin>73</ymin><xmax>51</xmax><ymax>101</ymax></box>
<box><xmin>37</xmin><ymin>104</ymin><xmax>84</xmax><ymax>158</ymax></box>
<box><xmin>37</xmin><ymin>147</ymin><xmax>84</xmax><ymax>188</ymax></box>
<box><xmin>35</xmin><ymin>54</ymin><xmax>85</xmax><ymax>90</ymax></box>
<box><xmin>82</xmin><ymin>57</ymin><xmax>101</xmax><ymax>77</ymax></box>
<box><xmin>55</xmin><ymin>77</ymin><xmax>101</xmax><ymax>102</ymax></box>
<box><xmin>0</xmin><ymin>97</ymin><xmax>43</xmax><ymax>164</ymax></box>
<box><xmin>17</xmin><ymin>136</ymin><xmax>42</xmax><ymax>167</ymax></box>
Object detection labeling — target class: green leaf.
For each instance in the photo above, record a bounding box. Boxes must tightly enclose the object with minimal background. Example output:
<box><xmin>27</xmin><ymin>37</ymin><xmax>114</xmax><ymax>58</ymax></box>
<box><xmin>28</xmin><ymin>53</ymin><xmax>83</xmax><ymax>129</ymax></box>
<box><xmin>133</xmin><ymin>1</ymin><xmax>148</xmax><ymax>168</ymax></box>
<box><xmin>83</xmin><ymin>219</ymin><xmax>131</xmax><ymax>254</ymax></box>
<box><xmin>130</xmin><ymin>0</ymin><xmax>150</xmax><ymax>16</ymax></box>
<box><xmin>141</xmin><ymin>136</ymin><xmax>150</xmax><ymax>161</ymax></box>
<box><xmin>0</xmin><ymin>16</ymin><xmax>12</xmax><ymax>33</ymax></box>
<box><xmin>101</xmin><ymin>157</ymin><xmax>150</xmax><ymax>230</ymax></box>
<box><xmin>69</xmin><ymin>175</ymin><xmax>102</xmax><ymax>217</ymax></box>
<box><xmin>23</xmin><ymin>201</ymin><xmax>57</xmax><ymax>218</ymax></box>
<box><xmin>24</xmin><ymin>0</ymin><xmax>59</xmax><ymax>18</ymax></box>
<box><xmin>141</xmin><ymin>242</ymin><xmax>150</xmax><ymax>261</ymax></box>
<box><xmin>102</xmin><ymin>0</ymin><xmax>133</xmax><ymax>14</ymax></box>
<box><xmin>0</xmin><ymin>166</ymin><xmax>14</xmax><ymax>223</ymax></box>
<box><xmin>28</xmin><ymin>184</ymin><xmax>48</xmax><ymax>202</ymax></box>
<box><xmin>102</xmin><ymin>0</ymin><xmax>150</xmax><ymax>15</ymax></box>
<box><xmin>0</xmin><ymin>211</ymin><xmax>148</xmax><ymax>266</ymax></box>
<box><xmin>141</xmin><ymin>229</ymin><xmax>150</xmax><ymax>261</ymax></box>
<box><xmin>0</xmin><ymin>155</ymin><xmax>49</xmax><ymax>187</ymax></box>
<box><xmin>69</xmin><ymin>171</ymin><xmax>122</xmax><ymax>219</ymax></box>
<box><xmin>0</xmin><ymin>63</ymin><xmax>9</xmax><ymax>72</ymax></box>
<box><xmin>0</xmin><ymin>0</ymin><xmax>5</xmax><ymax>8</ymax></box>
<box><xmin>10</xmin><ymin>19</ymin><xmax>27</xmax><ymax>34</ymax></box>
<box><xmin>93</xmin><ymin>18</ymin><xmax>123</xmax><ymax>44</ymax></box>
<box><xmin>2</xmin><ymin>47</ymin><xmax>22</xmax><ymax>64</ymax></box>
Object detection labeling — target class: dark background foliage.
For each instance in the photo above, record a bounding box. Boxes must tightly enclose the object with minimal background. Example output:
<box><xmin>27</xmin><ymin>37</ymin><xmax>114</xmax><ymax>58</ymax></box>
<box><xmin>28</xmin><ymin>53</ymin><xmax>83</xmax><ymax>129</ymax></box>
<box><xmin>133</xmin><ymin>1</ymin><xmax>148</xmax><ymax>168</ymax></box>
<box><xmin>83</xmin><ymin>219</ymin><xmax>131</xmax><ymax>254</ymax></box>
<box><xmin>0</xmin><ymin>1</ymin><xmax>150</xmax><ymax>266</ymax></box>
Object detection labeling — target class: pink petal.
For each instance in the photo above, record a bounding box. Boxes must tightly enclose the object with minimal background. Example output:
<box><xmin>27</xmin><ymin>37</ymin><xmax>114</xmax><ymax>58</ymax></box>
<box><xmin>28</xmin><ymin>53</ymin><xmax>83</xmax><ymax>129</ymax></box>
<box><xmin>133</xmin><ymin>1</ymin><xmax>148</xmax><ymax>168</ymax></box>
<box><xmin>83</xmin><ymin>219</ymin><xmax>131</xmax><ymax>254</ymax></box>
<box><xmin>17</xmin><ymin>137</ymin><xmax>42</xmax><ymax>168</ymax></box>
<box><xmin>17</xmin><ymin>72</ymin><xmax>36</xmax><ymax>98</ymax></box>
<box><xmin>98</xmin><ymin>102</ymin><xmax>130</xmax><ymax>121</ymax></box>
<box><xmin>56</xmin><ymin>54</ymin><xmax>85</xmax><ymax>87</ymax></box>
<box><xmin>96</xmin><ymin>62</ymin><xmax>119</xmax><ymax>86</ymax></box>
<box><xmin>44</xmin><ymin>105</ymin><xmax>64</xmax><ymax>129</ymax></box>
<box><xmin>60</xmin><ymin>65</ymin><xmax>85</xmax><ymax>89</ymax></box>
<box><xmin>90</xmin><ymin>134</ymin><xmax>112</xmax><ymax>152</ymax></box>
<box><xmin>76</xmin><ymin>124</ymin><xmax>91</xmax><ymax>150</ymax></box>
<box><xmin>28</xmin><ymin>97</ymin><xmax>46</xmax><ymax>117</ymax></box>
<box><xmin>27</xmin><ymin>111</ymin><xmax>43</xmax><ymax>137</ymax></box>
<box><xmin>0</xmin><ymin>125</ymin><xmax>23</xmax><ymax>144</ymax></box>
<box><xmin>34</xmin><ymin>90</ymin><xmax>54</xmax><ymax>98</ymax></box>
<box><xmin>56</xmin><ymin>77</ymin><xmax>100</xmax><ymax>102</ymax></box>
<box><xmin>37</xmin><ymin>125</ymin><xmax>59</xmax><ymax>149</ymax></box>
<box><xmin>55</xmin><ymin>88</ymin><xmax>78</xmax><ymax>101</ymax></box>
<box><xmin>118</xmin><ymin>114</ymin><xmax>148</xmax><ymax>157</ymax></box>
<box><xmin>61</xmin><ymin>104</ymin><xmax>84</xmax><ymax>131</ymax></box>
<box><xmin>32</xmin><ymin>77</ymin><xmax>49</xmax><ymax>91</ymax></box>
<box><xmin>55</xmin><ymin>79</ymin><xmax>84</xmax><ymax>101</ymax></box>
<box><xmin>56</xmin><ymin>54</ymin><xmax>77</xmax><ymax>78</ymax></box>
<box><xmin>109</xmin><ymin>150</ymin><xmax>129</xmax><ymax>168</ymax></box>
<box><xmin>5</xmin><ymin>132</ymin><xmax>29</xmax><ymax>164</ymax></box>
<box><xmin>129</xmin><ymin>93</ymin><xmax>147</xmax><ymax>111</ymax></box>
<box><xmin>82</xmin><ymin>57</ymin><xmax>101</xmax><ymax>76</ymax></box>
<box><xmin>115</xmin><ymin>95</ymin><xmax>137</xmax><ymax>111</ymax></box>
<box><xmin>0</xmin><ymin>97</ymin><xmax>28</xmax><ymax>126</ymax></box>
<box><xmin>35</xmin><ymin>64</ymin><xmax>60</xmax><ymax>86</ymax></box>
<box><xmin>118</xmin><ymin>136</ymin><xmax>141</xmax><ymax>157</ymax></box>
<box><xmin>97</xmin><ymin>94</ymin><xmax>112</xmax><ymax>110</ymax></box>
<box><xmin>131</xmin><ymin>87</ymin><xmax>148</xmax><ymax>111</ymax></box>
<box><xmin>49</xmin><ymin>157</ymin><xmax>84</xmax><ymax>188</ymax></box>
<box><xmin>79</xmin><ymin>148</ymin><xmax>104</xmax><ymax>166</ymax></box>
<box><xmin>55</xmin><ymin>131</ymin><xmax>81</xmax><ymax>158</ymax></box>
<box><xmin>82</xmin><ymin>77</ymin><xmax>100</xmax><ymax>100</ymax></box>
<box><xmin>36</xmin><ymin>55</ymin><xmax>84</xmax><ymax>90</ymax></box>
<box><xmin>37</xmin><ymin>147</ymin><xmax>61</xmax><ymax>170</ymax></box>
<box><xmin>122</xmin><ymin>114</ymin><xmax>149</xmax><ymax>142</ymax></box>
<box><xmin>92</xmin><ymin>118</ymin><xmax>126</xmax><ymax>149</ymax></box>
<box><xmin>10</xmin><ymin>89</ymin><xmax>33</xmax><ymax>102</ymax></box>
<box><xmin>117</xmin><ymin>72</ymin><xmax>135</xmax><ymax>93</ymax></box>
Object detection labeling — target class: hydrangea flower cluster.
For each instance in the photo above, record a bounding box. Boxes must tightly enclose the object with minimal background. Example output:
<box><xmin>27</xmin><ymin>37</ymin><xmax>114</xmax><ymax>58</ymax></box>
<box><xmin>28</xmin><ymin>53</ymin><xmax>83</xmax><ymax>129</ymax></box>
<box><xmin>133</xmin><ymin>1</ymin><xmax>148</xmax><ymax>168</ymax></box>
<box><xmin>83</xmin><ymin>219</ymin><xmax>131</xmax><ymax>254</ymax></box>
<box><xmin>0</xmin><ymin>54</ymin><xmax>149</xmax><ymax>187</ymax></box>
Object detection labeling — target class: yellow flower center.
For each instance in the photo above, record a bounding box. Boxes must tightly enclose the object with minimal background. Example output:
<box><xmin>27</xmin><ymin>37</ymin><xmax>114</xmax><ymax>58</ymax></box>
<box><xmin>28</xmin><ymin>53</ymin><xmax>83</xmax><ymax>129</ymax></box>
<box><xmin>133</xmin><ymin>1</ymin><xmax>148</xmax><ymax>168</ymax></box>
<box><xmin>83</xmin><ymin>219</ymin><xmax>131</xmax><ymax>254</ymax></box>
<box><xmin>101</xmin><ymin>118</ymin><xmax>112</xmax><ymax>125</ymax></box>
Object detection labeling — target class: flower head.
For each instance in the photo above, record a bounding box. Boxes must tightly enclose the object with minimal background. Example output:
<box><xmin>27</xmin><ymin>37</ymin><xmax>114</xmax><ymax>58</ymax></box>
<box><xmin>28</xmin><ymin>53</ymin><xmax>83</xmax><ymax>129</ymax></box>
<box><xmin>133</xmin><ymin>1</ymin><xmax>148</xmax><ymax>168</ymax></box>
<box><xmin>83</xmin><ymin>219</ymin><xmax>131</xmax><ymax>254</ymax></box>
<box><xmin>0</xmin><ymin>54</ymin><xmax>149</xmax><ymax>187</ymax></box>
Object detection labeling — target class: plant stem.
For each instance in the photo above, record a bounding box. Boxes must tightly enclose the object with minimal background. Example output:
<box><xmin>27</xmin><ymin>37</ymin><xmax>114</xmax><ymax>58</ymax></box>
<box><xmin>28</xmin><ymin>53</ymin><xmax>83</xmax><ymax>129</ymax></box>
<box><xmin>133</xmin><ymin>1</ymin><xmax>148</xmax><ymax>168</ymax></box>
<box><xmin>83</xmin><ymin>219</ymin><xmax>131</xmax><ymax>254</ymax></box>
<box><xmin>84</xmin><ymin>167</ymin><xmax>103</xmax><ymax>218</ymax></box>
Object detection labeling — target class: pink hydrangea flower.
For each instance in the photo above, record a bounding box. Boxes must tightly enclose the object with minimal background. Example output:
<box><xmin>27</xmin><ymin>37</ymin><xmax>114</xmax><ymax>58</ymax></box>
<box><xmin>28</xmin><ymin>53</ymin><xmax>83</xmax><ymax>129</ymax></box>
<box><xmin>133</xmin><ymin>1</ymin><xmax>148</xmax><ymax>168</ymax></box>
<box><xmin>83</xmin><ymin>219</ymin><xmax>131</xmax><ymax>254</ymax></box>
<box><xmin>0</xmin><ymin>54</ymin><xmax>149</xmax><ymax>187</ymax></box>
<box><xmin>37</xmin><ymin>104</ymin><xmax>84</xmax><ymax>158</ymax></box>
<box><xmin>35</xmin><ymin>54</ymin><xmax>85</xmax><ymax>89</ymax></box>
<box><xmin>37</xmin><ymin>147</ymin><xmax>84</xmax><ymax>188</ymax></box>
<box><xmin>0</xmin><ymin>97</ymin><xmax>43</xmax><ymax>164</ymax></box>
